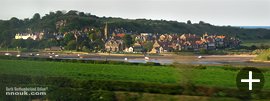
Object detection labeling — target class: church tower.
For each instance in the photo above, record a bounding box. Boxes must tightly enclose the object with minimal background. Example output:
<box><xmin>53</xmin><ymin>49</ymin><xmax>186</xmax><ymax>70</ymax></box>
<box><xmin>104</xmin><ymin>22</ymin><xmax>108</xmax><ymax>40</ymax></box>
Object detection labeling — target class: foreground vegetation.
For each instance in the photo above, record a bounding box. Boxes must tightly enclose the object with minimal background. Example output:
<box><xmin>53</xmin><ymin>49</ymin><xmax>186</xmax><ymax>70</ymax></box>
<box><xmin>255</xmin><ymin>49</ymin><xmax>270</xmax><ymax>61</ymax></box>
<box><xmin>115</xmin><ymin>91</ymin><xmax>241</xmax><ymax>101</ymax></box>
<box><xmin>0</xmin><ymin>58</ymin><xmax>270</xmax><ymax>100</ymax></box>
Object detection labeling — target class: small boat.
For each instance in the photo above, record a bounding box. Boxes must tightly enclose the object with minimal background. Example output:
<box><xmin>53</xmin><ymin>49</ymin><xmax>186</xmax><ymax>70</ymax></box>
<box><xmin>29</xmin><ymin>53</ymin><xmax>34</xmax><ymax>56</ymax></box>
<box><xmin>16</xmin><ymin>54</ymin><xmax>21</xmax><ymax>57</ymax></box>
<box><xmin>145</xmin><ymin>57</ymin><xmax>150</xmax><ymax>60</ymax></box>
<box><xmin>4</xmin><ymin>53</ymin><xmax>11</xmax><ymax>56</ymax></box>
<box><xmin>198</xmin><ymin>56</ymin><xmax>203</xmax><ymax>59</ymax></box>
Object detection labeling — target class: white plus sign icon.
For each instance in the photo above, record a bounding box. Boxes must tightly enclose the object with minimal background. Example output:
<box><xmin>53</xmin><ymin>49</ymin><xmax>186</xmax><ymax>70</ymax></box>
<box><xmin>241</xmin><ymin>71</ymin><xmax>260</xmax><ymax>90</ymax></box>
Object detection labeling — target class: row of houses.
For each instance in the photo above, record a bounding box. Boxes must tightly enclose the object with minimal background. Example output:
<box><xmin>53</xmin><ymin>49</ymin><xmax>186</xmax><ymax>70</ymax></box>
<box><xmin>14</xmin><ymin>32</ymin><xmax>44</xmax><ymax>40</ymax></box>
<box><xmin>105</xmin><ymin>33</ymin><xmax>240</xmax><ymax>53</ymax></box>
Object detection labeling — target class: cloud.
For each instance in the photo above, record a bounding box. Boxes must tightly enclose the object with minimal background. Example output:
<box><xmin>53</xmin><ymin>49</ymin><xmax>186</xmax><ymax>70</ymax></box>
<box><xmin>0</xmin><ymin>0</ymin><xmax>269</xmax><ymax>26</ymax></box>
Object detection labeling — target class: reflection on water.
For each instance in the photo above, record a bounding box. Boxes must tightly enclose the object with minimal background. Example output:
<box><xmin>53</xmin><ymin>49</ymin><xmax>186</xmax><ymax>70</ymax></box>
<box><xmin>127</xmin><ymin>59</ymin><xmax>173</xmax><ymax>64</ymax></box>
<box><xmin>60</xmin><ymin>57</ymin><xmax>225</xmax><ymax>65</ymax></box>
<box><xmin>59</xmin><ymin>56</ymin><xmax>270</xmax><ymax>67</ymax></box>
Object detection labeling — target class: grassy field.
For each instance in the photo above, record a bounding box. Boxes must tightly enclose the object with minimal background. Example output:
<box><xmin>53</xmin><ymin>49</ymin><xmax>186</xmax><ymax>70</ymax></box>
<box><xmin>1</xmin><ymin>59</ymin><xmax>270</xmax><ymax>100</ymax></box>
<box><xmin>1</xmin><ymin>59</ymin><xmax>270</xmax><ymax>89</ymax></box>
<box><xmin>0</xmin><ymin>59</ymin><xmax>179</xmax><ymax>84</ymax></box>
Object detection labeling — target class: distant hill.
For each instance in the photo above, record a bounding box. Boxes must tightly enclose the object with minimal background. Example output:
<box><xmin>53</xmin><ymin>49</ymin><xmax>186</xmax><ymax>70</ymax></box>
<box><xmin>237</xmin><ymin>26</ymin><xmax>270</xmax><ymax>29</ymax></box>
<box><xmin>0</xmin><ymin>10</ymin><xmax>270</xmax><ymax>47</ymax></box>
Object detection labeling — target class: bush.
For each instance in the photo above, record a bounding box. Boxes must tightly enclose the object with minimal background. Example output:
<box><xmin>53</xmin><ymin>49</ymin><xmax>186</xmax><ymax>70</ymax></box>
<box><xmin>255</xmin><ymin>49</ymin><xmax>270</xmax><ymax>61</ymax></box>
<box><xmin>171</xmin><ymin>62</ymin><xmax>194</xmax><ymax>69</ymax></box>
<box><xmin>196</xmin><ymin>65</ymin><xmax>207</xmax><ymax>69</ymax></box>
<box><xmin>89</xmin><ymin>90</ymin><xmax>116</xmax><ymax>101</ymax></box>
<box><xmin>145</xmin><ymin>62</ymin><xmax>161</xmax><ymax>66</ymax></box>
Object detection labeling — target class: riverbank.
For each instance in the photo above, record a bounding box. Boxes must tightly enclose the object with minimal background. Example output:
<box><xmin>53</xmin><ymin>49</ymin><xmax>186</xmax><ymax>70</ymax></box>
<box><xmin>1</xmin><ymin>51</ymin><xmax>269</xmax><ymax>67</ymax></box>
<box><xmin>250</xmin><ymin>59</ymin><xmax>270</xmax><ymax>63</ymax></box>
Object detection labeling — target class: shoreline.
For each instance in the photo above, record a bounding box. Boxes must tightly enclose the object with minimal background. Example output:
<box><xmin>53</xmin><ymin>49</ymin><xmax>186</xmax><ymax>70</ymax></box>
<box><xmin>250</xmin><ymin>59</ymin><xmax>270</xmax><ymax>63</ymax></box>
<box><xmin>1</xmin><ymin>51</ymin><xmax>269</xmax><ymax>67</ymax></box>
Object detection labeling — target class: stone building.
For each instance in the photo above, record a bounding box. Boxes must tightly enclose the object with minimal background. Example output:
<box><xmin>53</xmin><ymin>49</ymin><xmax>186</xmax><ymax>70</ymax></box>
<box><xmin>104</xmin><ymin>39</ymin><xmax>124</xmax><ymax>52</ymax></box>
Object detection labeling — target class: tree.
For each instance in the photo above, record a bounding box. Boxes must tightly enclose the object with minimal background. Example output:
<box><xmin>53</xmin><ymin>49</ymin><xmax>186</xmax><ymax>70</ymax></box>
<box><xmin>199</xmin><ymin>21</ymin><xmax>205</xmax><ymax>25</ymax></box>
<box><xmin>67</xmin><ymin>10</ymin><xmax>78</xmax><ymax>15</ymax></box>
<box><xmin>143</xmin><ymin>41</ymin><xmax>153</xmax><ymax>52</ymax></box>
<box><xmin>65</xmin><ymin>40</ymin><xmax>77</xmax><ymax>50</ymax></box>
<box><xmin>9</xmin><ymin>17</ymin><xmax>22</xmax><ymax>28</ymax></box>
<box><xmin>56</xmin><ymin>10</ymin><xmax>64</xmax><ymax>16</ymax></box>
<box><xmin>79</xmin><ymin>12</ymin><xmax>86</xmax><ymax>17</ymax></box>
<box><xmin>123</xmin><ymin>34</ymin><xmax>133</xmax><ymax>48</ymax></box>
<box><xmin>88</xmin><ymin>33</ymin><xmax>97</xmax><ymax>42</ymax></box>
<box><xmin>250</xmin><ymin>45</ymin><xmax>257</xmax><ymax>50</ymax></box>
<box><xmin>80</xmin><ymin>40</ymin><xmax>90</xmax><ymax>51</ymax></box>
<box><xmin>199</xmin><ymin>48</ymin><xmax>208</xmax><ymax>54</ymax></box>
<box><xmin>95</xmin><ymin>39</ymin><xmax>104</xmax><ymax>50</ymax></box>
<box><xmin>25</xmin><ymin>38</ymin><xmax>37</xmax><ymax>50</ymax></box>
<box><xmin>187</xmin><ymin>20</ymin><xmax>192</xmax><ymax>24</ymax></box>
<box><xmin>82</xmin><ymin>46</ymin><xmax>89</xmax><ymax>52</ymax></box>
<box><xmin>199</xmin><ymin>21</ymin><xmax>211</xmax><ymax>26</ymax></box>
<box><xmin>47</xmin><ymin>39</ymin><xmax>59</xmax><ymax>47</ymax></box>
<box><xmin>32</xmin><ymin>13</ymin><xmax>41</xmax><ymax>21</ymax></box>
<box><xmin>64</xmin><ymin>33</ymin><xmax>75</xmax><ymax>44</ymax></box>
<box><xmin>59</xmin><ymin>27</ymin><xmax>68</xmax><ymax>33</ymax></box>
<box><xmin>11</xmin><ymin>39</ymin><xmax>24</xmax><ymax>48</ymax></box>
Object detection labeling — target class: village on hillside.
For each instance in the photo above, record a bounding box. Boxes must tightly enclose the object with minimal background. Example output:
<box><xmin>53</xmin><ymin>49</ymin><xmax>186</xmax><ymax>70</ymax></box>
<box><xmin>14</xmin><ymin>22</ymin><xmax>241</xmax><ymax>53</ymax></box>
<box><xmin>104</xmin><ymin>33</ymin><xmax>240</xmax><ymax>53</ymax></box>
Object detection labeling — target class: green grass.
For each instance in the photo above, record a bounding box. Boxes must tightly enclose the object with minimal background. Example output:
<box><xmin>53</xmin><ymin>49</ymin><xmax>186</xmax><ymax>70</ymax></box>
<box><xmin>184</xmin><ymin>67</ymin><xmax>237</xmax><ymax>88</ymax></box>
<box><xmin>0</xmin><ymin>59</ymin><xmax>180</xmax><ymax>84</ymax></box>
<box><xmin>1</xmin><ymin>59</ymin><xmax>270</xmax><ymax>100</ymax></box>
<box><xmin>115</xmin><ymin>91</ymin><xmax>241</xmax><ymax>101</ymax></box>
<box><xmin>189</xmin><ymin>66</ymin><xmax>270</xmax><ymax>90</ymax></box>
<box><xmin>1</xmin><ymin>59</ymin><xmax>270</xmax><ymax>90</ymax></box>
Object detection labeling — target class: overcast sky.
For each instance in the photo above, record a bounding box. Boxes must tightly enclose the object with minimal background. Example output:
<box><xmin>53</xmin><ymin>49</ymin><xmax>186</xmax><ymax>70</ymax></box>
<box><xmin>0</xmin><ymin>0</ymin><xmax>269</xmax><ymax>26</ymax></box>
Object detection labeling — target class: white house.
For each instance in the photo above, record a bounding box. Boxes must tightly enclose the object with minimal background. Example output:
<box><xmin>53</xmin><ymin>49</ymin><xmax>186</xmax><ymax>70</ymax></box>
<box><xmin>128</xmin><ymin>47</ymin><xmax>134</xmax><ymax>52</ymax></box>
<box><xmin>15</xmin><ymin>33</ymin><xmax>37</xmax><ymax>40</ymax></box>
<box><xmin>124</xmin><ymin>47</ymin><xmax>134</xmax><ymax>53</ymax></box>
<box><xmin>15</xmin><ymin>32</ymin><xmax>44</xmax><ymax>40</ymax></box>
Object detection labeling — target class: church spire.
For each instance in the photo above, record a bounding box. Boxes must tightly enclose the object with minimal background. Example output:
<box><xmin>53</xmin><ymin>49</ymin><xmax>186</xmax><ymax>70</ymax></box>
<box><xmin>104</xmin><ymin>22</ymin><xmax>108</xmax><ymax>40</ymax></box>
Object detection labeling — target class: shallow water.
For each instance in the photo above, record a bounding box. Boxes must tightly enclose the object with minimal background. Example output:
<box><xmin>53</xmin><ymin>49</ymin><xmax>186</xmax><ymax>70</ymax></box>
<box><xmin>60</xmin><ymin>57</ymin><xmax>229</xmax><ymax>65</ymax></box>
<box><xmin>59</xmin><ymin>57</ymin><xmax>270</xmax><ymax>67</ymax></box>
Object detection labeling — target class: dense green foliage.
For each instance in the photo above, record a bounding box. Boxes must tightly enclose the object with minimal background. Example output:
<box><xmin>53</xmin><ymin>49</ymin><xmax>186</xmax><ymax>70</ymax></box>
<box><xmin>0</xmin><ymin>10</ymin><xmax>270</xmax><ymax>49</ymax></box>
<box><xmin>123</xmin><ymin>34</ymin><xmax>133</xmax><ymax>48</ymax></box>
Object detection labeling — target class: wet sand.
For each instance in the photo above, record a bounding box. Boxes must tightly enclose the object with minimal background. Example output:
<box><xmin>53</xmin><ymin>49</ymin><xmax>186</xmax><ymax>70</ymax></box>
<box><xmin>0</xmin><ymin>52</ymin><xmax>269</xmax><ymax>67</ymax></box>
<box><xmin>62</xmin><ymin>53</ymin><xmax>269</xmax><ymax>67</ymax></box>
